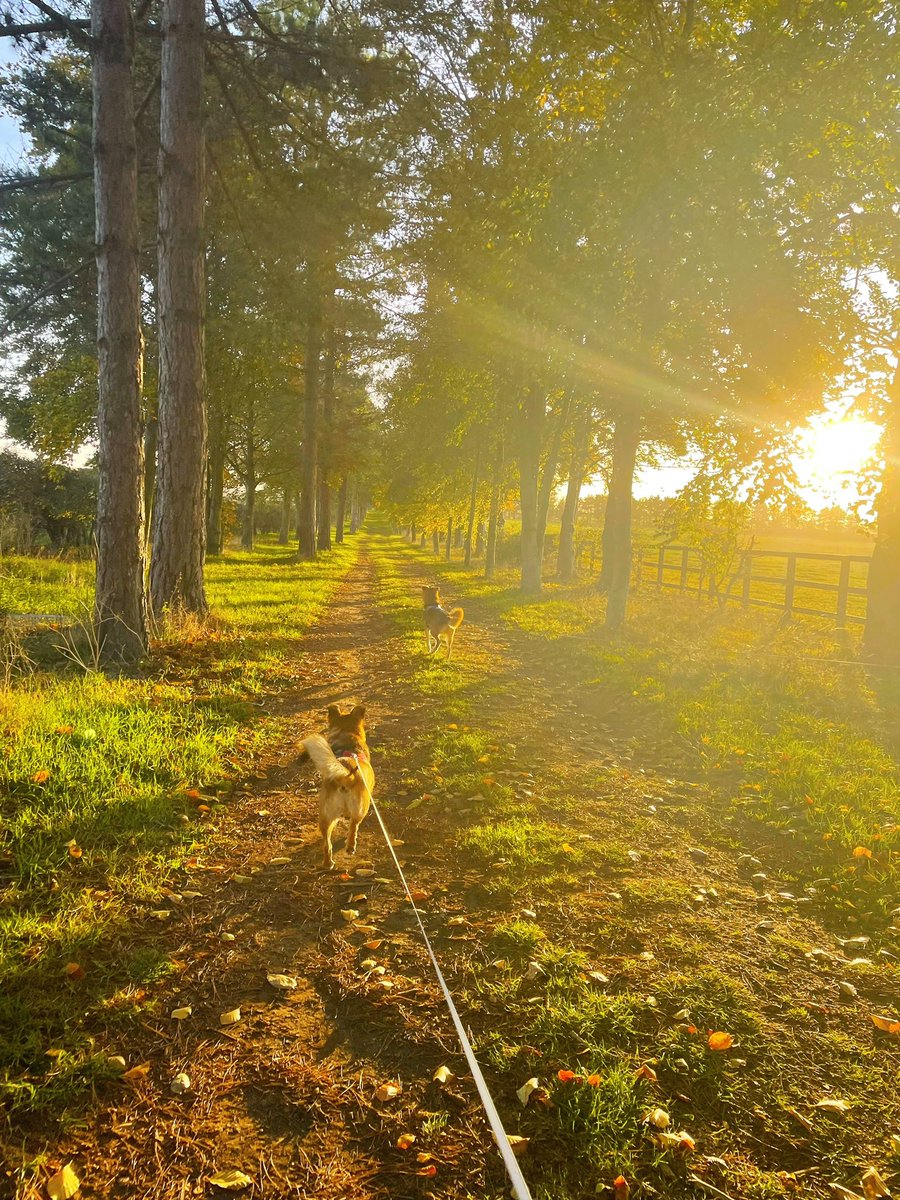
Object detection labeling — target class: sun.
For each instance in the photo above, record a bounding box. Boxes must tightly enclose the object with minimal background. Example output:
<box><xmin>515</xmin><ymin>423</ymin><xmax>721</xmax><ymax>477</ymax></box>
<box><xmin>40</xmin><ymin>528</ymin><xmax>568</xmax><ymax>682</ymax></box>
<box><xmin>795</xmin><ymin>415</ymin><xmax>882</xmax><ymax>501</ymax></box>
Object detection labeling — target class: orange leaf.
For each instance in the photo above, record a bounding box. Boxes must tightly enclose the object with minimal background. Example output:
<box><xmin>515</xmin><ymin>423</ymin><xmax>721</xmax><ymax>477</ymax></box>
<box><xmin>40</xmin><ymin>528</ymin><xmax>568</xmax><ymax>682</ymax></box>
<box><xmin>557</xmin><ymin>1069</ymin><xmax>577</xmax><ymax>1082</ymax></box>
<box><xmin>32</xmin><ymin>770</ymin><xmax>50</xmax><ymax>784</ymax></box>
<box><xmin>586</xmin><ymin>1074</ymin><xmax>601</xmax><ymax>1086</ymax></box>
<box><xmin>852</xmin><ymin>846</ymin><xmax>873</xmax><ymax>859</ymax></box>
<box><xmin>417</xmin><ymin>1165</ymin><xmax>438</xmax><ymax>1178</ymax></box>
<box><xmin>122</xmin><ymin>1063</ymin><xmax>150</xmax><ymax>1082</ymax></box>
<box><xmin>410</xmin><ymin>889</ymin><xmax>430</xmax><ymax>902</ymax></box>
<box><xmin>63</xmin><ymin>962</ymin><xmax>85</xmax><ymax>981</ymax></box>
<box><xmin>871</xmin><ymin>1014</ymin><xmax>900</xmax><ymax>1035</ymax></box>
<box><xmin>184</xmin><ymin>788</ymin><xmax>202</xmax><ymax>800</ymax></box>
<box><xmin>708</xmin><ymin>1031</ymin><xmax>734</xmax><ymax>1051</ymax></box>
<box><xmin>614</xmin><ymin>1175</ymin><xmax>630</xmax><ymax>1200</ymax></box>
<box><xmin>55</xmin><ymin>726</ymin><xmax>74</xmax><ymax>735</ymax></box>
<box><xmin>396</xmin><ymin>1133</ymin><xmax>416</xmax><ymax>1150</ymax></box>
<box><xmin>67</xmin><ymin>843</ymin><xmax>82</xmax><ymax>859</ymax></box>
<box><xmin>634</xmin><ymin>1063</ymin><xmax>657</xmax><ymax>1082</ymax></box>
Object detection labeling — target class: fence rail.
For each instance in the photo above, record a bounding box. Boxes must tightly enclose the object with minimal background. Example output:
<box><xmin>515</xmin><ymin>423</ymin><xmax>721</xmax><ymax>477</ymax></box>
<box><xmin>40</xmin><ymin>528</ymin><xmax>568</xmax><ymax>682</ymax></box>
<box><xmin>635</xmin><ymin>544</ymin><xmax>871</xmax><ymax>627</ymax></box>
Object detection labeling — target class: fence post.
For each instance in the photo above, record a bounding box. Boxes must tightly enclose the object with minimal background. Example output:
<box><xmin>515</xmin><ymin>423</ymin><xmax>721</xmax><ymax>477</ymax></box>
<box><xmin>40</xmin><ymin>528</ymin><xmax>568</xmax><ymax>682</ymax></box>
<box><xmin>589</xmin><ymin>538</ymin><xmax>597</xmax><ymax>573</ymax></box>
<box><xmin>784</xmin><ymin>553</ymin><xmax>797</xmax><ymax>617</ymax></box>
<box><xmin>656</xmin><ymin>546</ymin><xmax>664</xmax><ymax>587</ymax></box>
<box><xmin>742</xmin><ymin>553</ymin><xmax>752</xmax><ymax>607</ymax></box>
<box><xmin>836</xmin><ymin>557</ymin><xmax>851</xmax><ymax>627</ymax></box>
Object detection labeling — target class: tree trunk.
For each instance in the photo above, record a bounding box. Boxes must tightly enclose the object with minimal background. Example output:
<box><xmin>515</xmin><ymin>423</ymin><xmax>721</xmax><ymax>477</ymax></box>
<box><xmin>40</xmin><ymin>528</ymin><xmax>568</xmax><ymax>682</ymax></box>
<box><xmin>536</xmin><ymin>392</ymin><xmax>572</xmax><ymax>559</ymax></box>
<box><xmin>486</xmin><ymin>435</ymin><xmax>504</xmax><ymax>579</ymax></box>
<box><xmin>241</xmin><ymin>434</ymin><xmax>255</xmax><ymax>551</ymax></box>
<box><xmin>206</xmin><ymin>403</ymin><xmax>225</xmax><ymax>556</ymax></box>
<box><xmin>278</xmin><ymin>487</ymin><xmax>291</xmax><ymax>545</ymax></box>
<box><xmin>150</xmin><ymin>0</ymin><xmax>207</xmax><ymax>617</ymax></box>
<box><xmin>445</xmin><ymin>515</ymin><xmax>453</xmax><ymax>561</ymax></box>
<box><xmin>600</xmin><ymin>411</ymin><xmax>641</xmax><ymax>630</ymax></box>
<box><xmin>298</xmin><ymin>265</ymin><xmax>321</xmax><ymax>560</ymax></box>
<box><xmin>464</xmin><ymin>443</ymin><xmax>481</xmax><ymax>567</ymax></box>
<box><xmin>143</xmin><ymin>411</ymin><xmax>157</xmax><ymax>550</ymax></box>
<box><xmin>558</xmin><ymin>405</ymin><xmax>593</xmax><ymax>582</ymax></box>
<box><xmin>518</xmin><ymin>387</ymin><xmax>544</xmax><ymax>593</ymax></box>
<box><xmin>432</xmin><ymin>528</ymin><xmax>439</xmax><ymax>555</ymax></box>
<box><xmin>864</xmin><ymin>363</ymin><xmax>900</xmax><ymax>662</ymax></box>
<box><xmin>316</xmin><ymin>313</ymin><xmax>334</xmax><ymax>552</ymax></box>
<box><xmin>350</xmin><ymin>482</ymin><xmax>361</xmax><ymax>533</ymax></box>
<box><xmin>335</xmin><ymin>475</ymin><xmax>347</xmax><ymax>543</ymax></box>
<box><xmin>91</xmin><ymin>0</ymin><xmax>148</xmax><ymax>662</ymax></box>
<box><xmin>475</xmin><ymin>521</ymin><xmax>486</xmax><ymax>558</ymax></box>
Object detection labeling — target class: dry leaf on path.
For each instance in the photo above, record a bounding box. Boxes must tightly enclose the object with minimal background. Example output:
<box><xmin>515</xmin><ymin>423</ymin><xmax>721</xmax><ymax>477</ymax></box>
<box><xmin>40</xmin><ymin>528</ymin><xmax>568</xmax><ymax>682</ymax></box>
<box><xmin>375</xmin><ymin>1082</ymin><xmax>401</xmax><ymax>1101</ymax></box>
<box><xmin>433</xmin><ymin>1065</ymin><xmax>453</xmax><ymax>1084</ymax></box>
<box><xmin>707</xmin><ymin>1031</ymin><xmax>734</xmax><ymax>1051</ymax></box>
<box><xmin>208</xmin><ymin>1169</ymin><xmax>252</xmax><ymax>1191</ymax></box>
<box><xmin>219</xmin><ymin>1008</ymin><xmax>241</xmax><ymax>1025</ymax></box>
<box><xmin>871</xmin><ymin>1014</ymin><xmax>900</xmax><ymax>1035</ymax></box>
<box><xmin>396</xmin><ymin>1133</ymin><xmax>416</xmax><ymax>1150</ymax></box>
<box><xmin>815</xmin><ymin>1099</ymin><xmax>850</xmax><ymax>1114</ymax></box>
<box><xmin>861</xmin><ymin>1168</ymin><xmax>890</xmax><ymax>1200</ymax></box>
<box><xmin>266</xmin><ymin>974</ymin><xmax>298</xmax><ymax>990</ymax></box>
<box><xmin>46</xmin><ymin>1163</ymin><xmax>80</xmax><ymax>1200</ymax></box>
<box><xmin>170</xmin><ymin>1006</ymin><xmax>192</xmax><ymax>1020</ymax></box>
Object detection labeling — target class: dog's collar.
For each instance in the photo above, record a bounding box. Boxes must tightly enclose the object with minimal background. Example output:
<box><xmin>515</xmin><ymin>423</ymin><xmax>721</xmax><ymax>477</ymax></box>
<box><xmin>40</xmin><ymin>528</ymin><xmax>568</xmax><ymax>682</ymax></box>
<box><xmin>337</xmin><ymin>747</ymin><xmax>369</xmax><ymax>766</ymax></box>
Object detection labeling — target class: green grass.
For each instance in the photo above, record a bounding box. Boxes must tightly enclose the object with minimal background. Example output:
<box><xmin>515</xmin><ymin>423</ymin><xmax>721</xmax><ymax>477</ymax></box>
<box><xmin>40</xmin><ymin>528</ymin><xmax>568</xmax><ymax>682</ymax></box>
<box><xmin>0</xmin><ymin>554</ymin><xmax>93</xmax><ymax>616</ymax></box>
<box><xmin>0</xmin><ymin>536</ymin><xmax>359</xmax><ymax>1112</ymax></box>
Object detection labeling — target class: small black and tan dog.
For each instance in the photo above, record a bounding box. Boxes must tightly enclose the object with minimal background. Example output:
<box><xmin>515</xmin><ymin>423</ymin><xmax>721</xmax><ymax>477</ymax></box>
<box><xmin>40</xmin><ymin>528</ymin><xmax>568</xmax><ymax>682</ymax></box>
<box><xmin>301</xmin><ymin>704</ymin><xmax>375</xmax><ymax>870</ymax></box>
<box><xmin>422</xmin><ymin>585</ymin><xmax>464</xmax><ymax>661</ymax></box>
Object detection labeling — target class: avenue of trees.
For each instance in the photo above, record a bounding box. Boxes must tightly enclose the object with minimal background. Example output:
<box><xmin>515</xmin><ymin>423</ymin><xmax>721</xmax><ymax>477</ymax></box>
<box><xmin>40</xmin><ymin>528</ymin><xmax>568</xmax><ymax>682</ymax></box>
<box><xmin>0</xmin><ymin>1</ymin><xmax>898</xmax><ymax>660</ymax></box>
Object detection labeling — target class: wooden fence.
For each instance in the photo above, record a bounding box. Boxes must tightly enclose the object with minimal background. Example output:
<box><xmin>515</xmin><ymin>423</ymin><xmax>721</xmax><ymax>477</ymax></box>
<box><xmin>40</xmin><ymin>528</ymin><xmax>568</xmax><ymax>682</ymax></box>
<box><xmin>635</xmin><ymin>544</ymin><xmax>871</xmax><ymax>626</ymax></box>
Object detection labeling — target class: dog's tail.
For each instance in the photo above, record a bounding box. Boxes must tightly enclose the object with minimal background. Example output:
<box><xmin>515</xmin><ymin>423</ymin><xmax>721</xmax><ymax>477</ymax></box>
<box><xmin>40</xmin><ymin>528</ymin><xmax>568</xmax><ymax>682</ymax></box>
<box><xmin>448</xmin><ymin>606</ymin><xmax>464</xmax><ymax>628</ymax></box>
<box><xmin>302</xmin><ymin>734</ymin><xmax>352</xmax><ymax>783</ymax></box>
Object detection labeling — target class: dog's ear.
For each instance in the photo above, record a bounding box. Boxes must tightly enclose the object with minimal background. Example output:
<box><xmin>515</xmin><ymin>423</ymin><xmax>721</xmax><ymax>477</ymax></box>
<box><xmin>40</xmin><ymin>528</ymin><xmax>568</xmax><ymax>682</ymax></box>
<box><xmin>350</xmin><ymin>704</ymin><xmax>366</xmax><ymax>721</ymax></box>
<box><xmin>327</xmin><ymin>704</ymin><xmax>340</xmax><ymax>724</ymax></box>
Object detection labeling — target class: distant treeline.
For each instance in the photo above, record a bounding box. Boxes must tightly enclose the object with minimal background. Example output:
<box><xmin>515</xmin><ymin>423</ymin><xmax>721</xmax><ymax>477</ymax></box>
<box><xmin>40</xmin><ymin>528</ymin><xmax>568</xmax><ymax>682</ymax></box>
<box><xmin>0</xmin><ymin>451</ymin><xmax>95</xmax><ymax>553</ymax></box>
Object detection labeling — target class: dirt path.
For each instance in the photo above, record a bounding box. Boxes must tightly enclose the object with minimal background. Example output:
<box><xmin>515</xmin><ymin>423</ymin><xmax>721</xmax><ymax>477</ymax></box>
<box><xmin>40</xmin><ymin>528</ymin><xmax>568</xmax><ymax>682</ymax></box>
<box><xmin>22</xmin><ymin>533</ymin><xmax>900</xmax><ymax>1200</ymax></box>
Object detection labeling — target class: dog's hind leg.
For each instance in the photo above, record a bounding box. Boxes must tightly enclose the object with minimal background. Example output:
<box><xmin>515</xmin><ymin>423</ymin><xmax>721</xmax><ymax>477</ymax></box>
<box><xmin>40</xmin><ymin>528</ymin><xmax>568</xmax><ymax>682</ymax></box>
<box><xmin>320</xmin><ymin>816</ymin><xmax>338</xmax><ymax>870</ymax></box>
<box><xmin>346</xmin><ymin>817</ymin><xmax>361</xmax><ymax>856</ymax></box>
<box><xmin>446</xmin><ymin>628</ymin><xmax>456</xmax><ymax>661</ymax></box>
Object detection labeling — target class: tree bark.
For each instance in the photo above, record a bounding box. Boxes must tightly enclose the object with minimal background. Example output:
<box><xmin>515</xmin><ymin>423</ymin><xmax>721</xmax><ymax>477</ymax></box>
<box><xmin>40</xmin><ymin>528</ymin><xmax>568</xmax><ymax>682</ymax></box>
<box><xmin>298</xmin><ymin>264</ymin><xmax>322</xmax><ymax>560</ymax></box>
<box><xmin>536</xmin><ymin>393</ymin><xmax>572</xmax><ymax>562</ymax></box>
<box><xmin>432</xmin><ymin>528</ymin><xmax>439</xmax><ymax>555</ymax></box>
<box><xmin>335</xmin><ymin>475</ymin><xmax>347</xmax><ymax>543</ymax></box>
<box><xmin>464</xmin><ymin>443</ymin><xmax>481</xmax><ymax>567</ymax></box>
<box><xmin>864</xmin><ymin>362</ymin><xmax>900</xmax><ymax>662</ymax></box>
<box><xmin>558</xmin><ymin>405</ymin><xmax>593</xmax><ymax>582</ymax></box>
<box><xmin>316</xmin><ymin>312</ymin><xmax>334</xmax><ymax>552</ymax></box>
<box><xmin>485</xmin><ymin>435</ymin><xmax>504</xmax><ymax>579</ymax></box>
<box><xmin>445</xmin><ymin>514</ymin><xmax>453</xmax><ymax>561</ymax></box>
<box><xmin>91</xmin><ymin>0</ymin><xmax>148</xmax><ymax>662</ymax></box>
<box><xmin>518</xmin><ymin>387</ymin><xmax>544</xmax><ymax>593</ymax></box>
<box><xmin>278</xmin><ymin>486</ymin><xmax>291</xmax><ymax>545</ymax></box>
<box><xmin>475</xmin><ymin>520</ymin><xmax>486</xmax><ymax>558</ymax></box>
<box><xmin>600</xmin><ymin>411</ymin><xmax>641</xmax><ymax>630</ymax></box>
<box><xmin>241</xmin><ymin>432</ymin><xmax>255</xmax><ymax>551</ymax></box>
<box><xmin>206</xmin><ymin>402</ymin><xmax>225</xmax><ymax>556</ymax></box>
<box><xmin>150</xmin><ymin>0</ymin><xmax>207</xmax><ymax>617</ymax></box>
<box><xmin>143</xmin><ymin>411</ymin><xmax>157</xmax><ymax>549</ymax></box>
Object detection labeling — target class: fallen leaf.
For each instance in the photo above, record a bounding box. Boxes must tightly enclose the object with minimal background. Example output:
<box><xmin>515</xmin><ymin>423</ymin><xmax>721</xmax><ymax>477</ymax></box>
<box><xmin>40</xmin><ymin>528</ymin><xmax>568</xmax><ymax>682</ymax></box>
<box><xmin>525</xmin><ymin>961</ymin><xmax>546</xmax><ymax>981</ymax></box>
<box><xmin>355</xmin><ymin>868</ymin><xmax>375</xmax><ymax>878</ymax></box>
<box><xmin>830</xmin><ymin>1186</ymin><xmax>863</xmax><ymax>1200</ymax></box>
<box><xmin>647</xmin><ymin>1108</ymin><xmax>671</xmax><ymax>1129</ymax></box>
<box><xmin>170</xmin><ymin>1006</ymin><xmax>192</xmax><ymax>1020</ymax></box>
<box><xmin>362</xmin><ymin>939</ymin><xmax>383</xmax><ymax>950</ymax></box>
<box><xmin>707</xmin><ymin>1031</ymin><xmax>734</xmax><ymax>1051</ymax></box>
<box><xmin>433</xmin><ymin>1065</ymin><xmax>453</xmax><ymax>1084</ymax></box>
<box><xmin>46</xmin><ymin>1163</ymin><xmax>79</xmax><ymax>1200</ymax></box>
<box><xmin>517</xmin><ymin>1077</ymin><xmax>540</xmax><ymax>1106</ymax></box>
<box><xmin>586</xmin><ymin>971</ymin><xmax>610</xmax><ymax>985</ymax></box>
<box><xmin>63</xmin><ymin>962</ymin><xmax>85</xmax><ymax>982</ymax></box>
<box><xmin>861</xmin><ymin>1168</ymin><xmax>890</xmax><ymax>1200</ymax></box>
<box><xmin>586</xmin><ymin>1074</ymin><xmax>601</xmax><ymax>1086</ymax></box>
<box><xmin>170</xmin><ymin>1072</ymin><xmax>191</xmax><ymax>1095</ymax></box>
<box><xmin>55</xmin><ymin>725</ymin><xmax>74</xmax><ymax>735</ymax></box>
<box><xmin>785</xmin><ymin>1106</ymin><xmax>815</xmax><ymax>1133</ymax></box>
<box><xmin>871</xmin><ymin>1014</ymin><xmax>900</xmax><ymax>1035</ymax></box>
<box><xmin>396</xmin><ymin>1133</ymin><xmax>416</xmax><ymax>1150</ymax></box>
<box><xmin>32</xmin><ymin>770</ymin><xmax>50</xmax><ymax>785</ymax></box>
<box><xmin>375</xmin><ymin>1082</ymin><xmax>401</xmax><ymax>1101</ymax></box>
<box><xmin>507</xmin><ymin>1135</ymin><xmax>530</xmax><ymax>1156</ymax></box>
<box><xmin>106</xmin><ymin>1055</ymin><xmax>127</xmax><ymax>1072</ymax></box>
<box><xmin>557</xmin><ymin>1069</ymin><xmax>578</xmax><ymax>1082</ymax></box>
<box><xmin>416</xmin><ymin>1152</ymin><xmax>434</xmax><ymax>1163</ymax></box>
<box><xmin>410</xmin><ymin>889</ymin><xmax>430</xmax><ymax>902</ymax></box>
<box><xmin>266</xmin><ymin>974</ymin><xmax>298</xmax><ymax>990</ymax></box>
<box><xmin>634</xmin><ymin>1063</ymin><xmax>657</xmax><ymax>1082</ymax></box>
<box><xmin>417</xmin><ymin>1165</ymin><xmax>437</xmax><ymax>1177</ymax></box>
<box><xmin>340</xmin><ymin>909</ymin><xmax>360</xmax><ymax>922</ymax></box>
<box><xmin>122</xmin><ymin>1063</ymin><xmax>150</xmax><ymax>1082</ymax></box>
<box><xmin>815</xmin><ymin>1098</ymin><xmax>850</xmax><ymax>1114</ymax></box>
<box><xmin>853</xmin><ymin>847</ymin><xmax>874</xmax><ymax>859</ymax></box>
<box><xmin>208</xmin><ymin>1169</ymin><xmax>252</xmax><ymax>1191</ymax></box>
<box><xmin>219</xmin><ymin>1008</ymin><xmax>241</xmax><ymax>1025</ymax></box>
<box><xmin>67</xmin><ymin>842</ymin><xmax>82</xmax><ymax>859</ymax></box>
<box><xmin>613</xmin><ymin>1175</ymin><xmax>630</xmax><ymax>1200</ymax></box>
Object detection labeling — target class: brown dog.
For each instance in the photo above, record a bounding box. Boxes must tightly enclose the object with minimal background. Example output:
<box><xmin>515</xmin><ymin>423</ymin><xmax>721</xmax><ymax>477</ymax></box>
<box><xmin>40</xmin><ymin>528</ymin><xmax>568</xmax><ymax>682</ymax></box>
<box><xmin>422</xmin><ymin>585</ymin><xmax>464</xmax><ymax>661</ymax></box>
<box><xmin>302</xmin><ymin>704</ymin><xmax>375</xmax><ymax>870</ymax></box>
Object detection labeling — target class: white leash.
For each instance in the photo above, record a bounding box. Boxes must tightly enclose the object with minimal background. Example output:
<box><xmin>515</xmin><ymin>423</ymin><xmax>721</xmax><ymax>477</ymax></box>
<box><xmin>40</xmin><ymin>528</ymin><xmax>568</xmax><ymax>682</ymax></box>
<box><xmin>351</xmin><ymin>756</ymin><xmax>534</xmax><ymax>1200</ymax></box>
